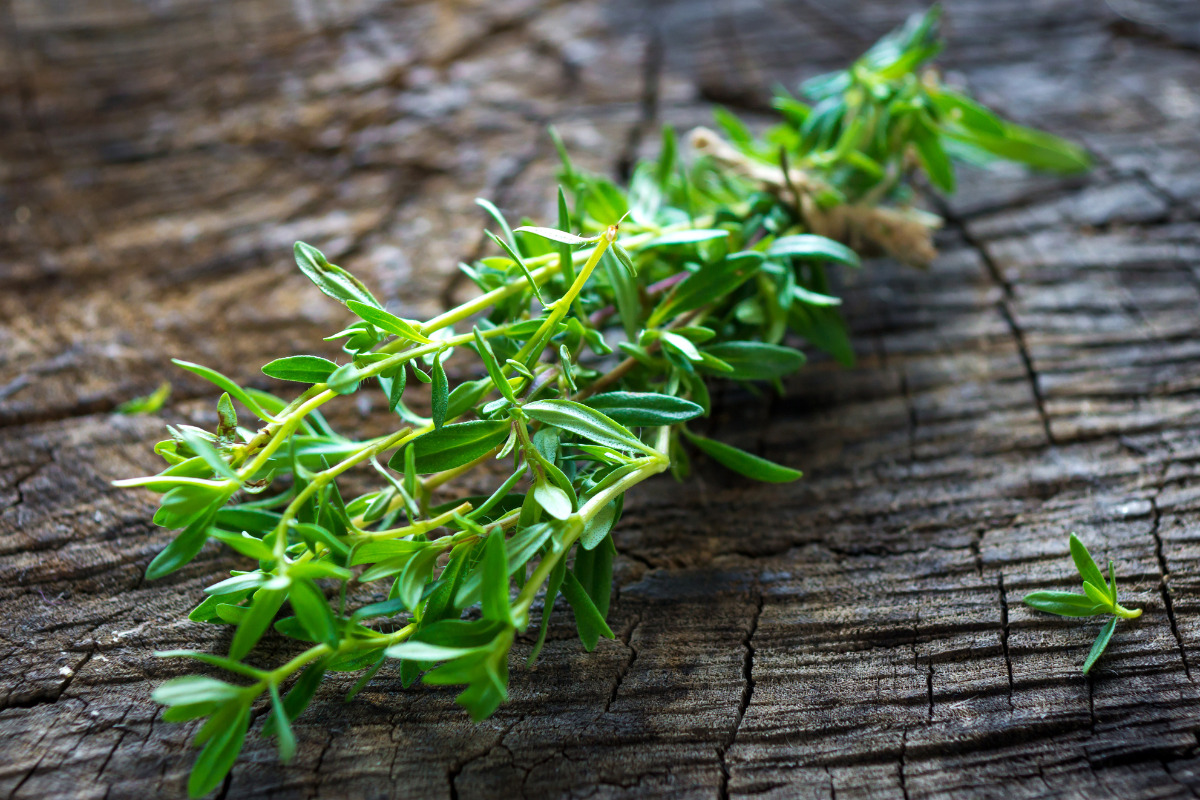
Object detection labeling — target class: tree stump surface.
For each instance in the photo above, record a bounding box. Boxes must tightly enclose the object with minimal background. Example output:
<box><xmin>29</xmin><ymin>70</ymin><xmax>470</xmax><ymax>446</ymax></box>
<box><xmin>5</xmin><ymin>1</ymin><xmax>1200</xmax><ymax>797</ymax></box>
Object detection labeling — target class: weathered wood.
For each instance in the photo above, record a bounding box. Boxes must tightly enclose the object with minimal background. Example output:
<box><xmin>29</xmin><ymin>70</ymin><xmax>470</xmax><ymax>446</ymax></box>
<box><xmin>4</xmin><ymin>0</ymin><xmax>1200</xmax><ymax>797</ymax></box>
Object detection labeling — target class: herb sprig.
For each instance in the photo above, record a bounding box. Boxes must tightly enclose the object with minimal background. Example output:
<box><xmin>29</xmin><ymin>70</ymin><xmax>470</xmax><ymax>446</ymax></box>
<box><xmin>115</xmin><ymin>8</ymin><xmax>1089</xmax><ymax>796</ymax></box>
<box><xmin>1023</xmin><ymin>534</ymin><xmax>1142</xmax><ymax>675</ymax></box>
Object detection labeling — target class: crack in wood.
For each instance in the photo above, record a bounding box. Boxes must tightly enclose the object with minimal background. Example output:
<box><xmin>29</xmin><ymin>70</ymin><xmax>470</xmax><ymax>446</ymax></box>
<box><xmin>716</xmin><ymin>589</ymin><xmax>762</xmax><ymax>800</ymax></box>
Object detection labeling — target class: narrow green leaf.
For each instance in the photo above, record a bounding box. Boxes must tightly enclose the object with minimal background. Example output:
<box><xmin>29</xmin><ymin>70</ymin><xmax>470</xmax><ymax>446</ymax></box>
<box><xmin>767</xmin><ymin>235</ymin><xmax>860</xmax><ymax>268</ymax></box>
<box><xmin>262</xmin><ymin>356</ymin><xmax>338</xmax><ymax>384</ymax></box>
<box><xmin>289</xmin><ymin>578</ymin><xmax>338</xmax><ymax>649</ymax></box>
<box><xmin>560</xmin><ymin>570</ymin><xmax>614</xmax><ymax>651</ymax></box>
<box><xmin>480</xmin><ymin>528</ymin><xmax>511</xmax><ymax>624</ymax></box>
<box><xmin>513</xmin><ymin>225</ymin><xmax>599</xmax><ymax>245</ymax></box>
<box><xmin>390</xmin><ymin>420</ymin><xmax>510</xmax><ymax>474</ymax></box>
<box><xmin>116</xmin><ymin>381</ymin><xmax>171</xmax><ymax>415</ymax></box>
<box><xmin>180</xmin><ymin>430</ymin><xmax>239</xmax><ymax>482</ymax></box>
<box><xmin>527</xmin><ymin>557</ymin><xmax>566</xmax><ymax>666</ymax></box>
<box><xmin>187</xmin><ymin>701</ymin><xmax>250</xmax><ymax>798</ymax></box>
<box><xmin>533</xmin><ymin>479</ymin><xmax>572</xmax><ymax>521</ymax></box>
<box><xmin>1069</xmin><ymin>534</ymin><xmax>1108</xmax><ymax>597</ymax></box>
<box><xmin>146</xmin><ymin>505</ymin><xmax>221</xmax><ymax>581</ymax></box>
<box><xmin>683</xmin><ymin>429</ymin><xmax>802</xmax><ymax>483</ymax></box>
<box><xmin>294</xmin><ymin>241</ymin><xmax>380</xmax><ymax>308</ymax></box>
<box><xmin>173</xmin><ymin>359</ymin><xmax>274</xmax><ymax>422</ymax></box>
<box><xmin>700</xmin><ymin>342</ymin><xmax>806</xmax><ymax>381</ymax></box>
<box><xmin>431</xmin><ymin>352</ymin><xmax>448</xmax><ymax>429</ymax></box>
<box><xmin>230</xmin><ymin>587</ymin><xmax>288</xmax><ymax>661</ymax></box>
<box><xmin>326</xmin><ymin>363</ymin><xmax>363</xmax><ymax>395</ymax></box>
<box><xmin>152</xmin><ymin>676</ymin><xmax>243</xmax><ymax>707</ymax></box>
<box><xmin>387</xmin><ymin>364</ymin><xmax>407</xmax><ymax>411</ymax></box>
<box><xmin>649</xmin><ymin>252</ymin><xmax>763</xmax><ymax>326</ymax></box>
<box><xmin>486</xmin><ymin>230</ymin><xmax>545</xmax><ymax>305</ymax></box>
<box><xmin>345</xmin><ymin>300</ymin><xmax>432</xmax><ymax>344</ymax></box>
<box><xmin>268</xmin><ymin>682</ymin><xmax>296</xmax><ymax>763</ymax></box>
<box><xmin>474</xmin><ymin>328</ymin><xmax>516</xmax><ymax>404</ymax></box>
<box><xmin>584</xmin><ymin>392</ymin><xmax>703</xmax><ymax>427</ymax></box>
<box><xmin>476</xmin><ymin>197</ymin><xmax>518</xmax><ymax>250</ymax></box>
<box><xmin>523</xmin><ymin>399</ymin><xmax>657</xmax><ymax>456</ymax></box>
<box><xmin>1082</xmin><ymin>617</ymin><xmax>1118</xmax><ymax>675</ymax></box>
<box><xmin>580</xmin><ymin>496</ymin><xmax>620</xmax><ymax>550</ymax></box>
<box><xmin>641</xmin><ymin>228</ymin><xmax>729</xmax><ymax>248</ymax></box>
<box><xmin>1082</xmin><ymin>580</ymin><xmax>1114</xmax><ymax>612</ymax></box>
<box><xmin>1022</xmin><ymin>591</ymin><xmax>1107</xmax><ymax>617</ymax></box>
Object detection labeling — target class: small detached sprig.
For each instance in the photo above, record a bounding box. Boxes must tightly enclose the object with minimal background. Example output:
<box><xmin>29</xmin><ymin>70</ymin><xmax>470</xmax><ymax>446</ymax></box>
<box><xmin>1023</xmin><ymin>534</ymin><xmax>1142</xmax><ymax>675</ymax></box>
<box><xmin>114</xmin><ymin>7</ymin><xmax>1090</xmax><ymax>797</ymax></box>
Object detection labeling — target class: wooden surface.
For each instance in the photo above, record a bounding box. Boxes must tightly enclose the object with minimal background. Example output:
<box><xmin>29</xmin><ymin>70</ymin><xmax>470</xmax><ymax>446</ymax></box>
<box><xmin>5</xmin><ymin>0</ymin><xmax>1200</xmax><ymax>797</ymax></box>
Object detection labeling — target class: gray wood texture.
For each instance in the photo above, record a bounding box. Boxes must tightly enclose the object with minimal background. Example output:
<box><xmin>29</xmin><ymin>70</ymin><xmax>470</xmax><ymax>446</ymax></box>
<box><xmin>4</xmin><ymin>0</ymin><xmax>1200</xmax><ymax>797</ymax></box>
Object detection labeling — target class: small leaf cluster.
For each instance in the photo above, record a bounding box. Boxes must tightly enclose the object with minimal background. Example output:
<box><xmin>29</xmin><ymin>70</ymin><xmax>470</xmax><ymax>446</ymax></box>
<box><xmin>1023</xmin><ymin>534</ymin><xmax>1142</xmax><ymax>675</ymax></box>
<box><xmin>716</xmin><ymin>5</ymin><xmax>1089</xmax><ymax>204</ymax></box>
<box><xmin>115</xmin><ymin>8</ymin><xmax>1090</xmax><ymax>796</ymax></box>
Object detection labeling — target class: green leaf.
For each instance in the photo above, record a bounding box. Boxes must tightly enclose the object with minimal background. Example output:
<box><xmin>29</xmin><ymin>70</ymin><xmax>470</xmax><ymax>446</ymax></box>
<box><xmin>788</xmin><ymin>304</ymin><xmax>855</xmax><ymax>367</ymax></box>
<box><xmin>683</xmin><ymin>430</ymin><xmax>802</xmax><ymax>483</ymax></box>
<box><xmin>431</xmin><ymin>352</ymin><xmax>448</xmax><ymax>429</ymax></box>
<box><xmin>326</xmin><ymin>362</ymin><xmax>363</xmax><ymax>395</ymax></box>
<box><xmin>612</xmin><ymin>242</ymin><xmax>637</xmax><ymax>276</ymax></box>
<box><xmin>474</xmin><ymin>328</ymin><xmax>516</xmax><ymax>404</ymax></box>
<box><xmin>486</xmin><ymin>230</ymin><xmax>545</xmax><ymax>305</ymax></box>
<box><xmin>293</xmin><ymin>241</ymin><xmax>380</xmax><ymax>308</ymax></box>
<box><xmin>116</xmin><ymin>381</ymin><xmax>171</xmax><ymax>415</ymax></box>
<box><xmin>262</xmin><ymin>659</ymin><xmax>327</xmax><ymax>737</ymax></box>
<box><xmin>601</xmin><ymin>249</ymin><xmax>641</xmax><ymax>341</ymax></box>
<box><xmin>767</xmin><ymin>235</ymin><xmax>860</xmax><ymax>268</ymax></box>
<box><xmin>289</xmin><ymin>578</ymin><xmax>339</xmax><ymax>649</ymax></box>
<box><xmin>528</xmin><ymin>557</ymin><xmax>566</xmax><ymax>666</ymax></box>
<box><xmin>584</xmin><ymin>392</ymin><xmax>704</xmax><ymax>426</ymax></box>
<box><xmin>513</xmin><ymin>225</ymin><xmax>599</xmax><ymax>245</ymax></box>
<box><xmin>580</xmin><ymin>496</ymin><xmax>621</xmax><ymax>551</ymax></box>
<box><xmin>146</xmin><ymin>505</ymin><xmax>221</xmax><ymax>581</ymax></box>
<box><xmin>480</xmin><ymin>528</ymin><xmax>511</xmax><ymax>624</ymax></box>
<box><xmin>152</xmin><ymin>676</ymin><xmax>244</xmax><ymax>707</ymax></box>
<box><xmin>387</xmin><ymin>364</ymin><xmax>407</xmax><ymax>411</ymax></box>
<box><xmin>188</xmin><ymin>700</ymin><xmax>250</xmax><ymax>798</ymax></box>
<box><xmin>559</xmin><ymin>570</ymin><xmax>614</xmax><ymax>651</ymax></box>
<box><xmin>390</xmin><ymin>420</ymin><xmax>510</xmax><ymax>474</ymax></box>
<box><xmin>700</xmin><ymin>342</ymin><xmax>806</xmax><ymax>381</ymax></box>
<box><xmin>946</xmin><ymin>124</ymin><xmax>1091</xmax><ymax>174</ymax></box>
<box><xmin>345</xmin><ymin>300</ymin><xmax>432</xmax><ymax>344</ymax></box>
<box><xmin>1022</xmin><ymin>591</ymin><xmax>1107</xmax><ymax>617</ymax></box>
<box><xmin>641</xmin><ymin>228</ymin><xmax>729</xmax><ymax>248</ymax></box>
<box><xmin>1069</xmin><ymin>534</ymin><xmax>1108</xmax><ymax>598</ymax></box>
<box><xmin>262</xmin><ymin>356</ymin><xmax>338</xmax><ymax>384</ymax></box>
<box><xmin>523</xmin><ymin>399</ymin><xmax>657</xmax><ymax>456</ymax></box>
<box><xmin>556</xmin><ymin>187</ymin><xmax>576</xmax><ymax>285</ymax></box>
<box><xmin>230</xmin><ymin>587</ymin><xmax>288</xmax><ymax>661</ymax></box>
<box><xmin>1082</xmin><ymin>617</ymin><xmax>1118</xmax><ymax>675</ymax></box>
<box><xmin>912</xmin><ymin>119</ymin><xmax>956</xmax><ymax>193</ymax></box>
<box><xmin>648</xmin><ymin>252</ymin><xmax>763</xmax><ymax>326</ymax></box>
<box><xmin>215</xmin><ymin>393</ymin><xmax>238</xmax><ymax>441</ymax></box>
<box><xmin>172</xmin><ymin>360</ymin><xmax>274</xmax><ymax>422</ymax></box>
<box><xmin>180</xmin><ymin>430</ymin><xmax>239</xmax><ymax>482</ymax></box>
<box><xmin>267</xmin><ymin>682</ymin><xmax>296</xmax><ymax>763</ymax></box>
<box><xmin>533</xmin><ymin>479</ymin><xmax>573</xmax><ymax>521</ymax></box>
<box><xmin>1082</xmin><ymin>581</ymin><xmax>1114</xmax><ymax>612</ymax></box>
<box><xmin>476</xmin><ymin>197</ymin><xmax>518</xmax><ymax>251</ymax></box>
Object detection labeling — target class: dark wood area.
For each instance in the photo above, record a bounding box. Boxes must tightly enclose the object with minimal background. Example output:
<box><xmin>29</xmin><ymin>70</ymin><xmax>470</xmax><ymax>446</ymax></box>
<box><xmin>5</xmin><ymin>1</ymin><xmax>1200</xmax><ymax>797</ymax></box>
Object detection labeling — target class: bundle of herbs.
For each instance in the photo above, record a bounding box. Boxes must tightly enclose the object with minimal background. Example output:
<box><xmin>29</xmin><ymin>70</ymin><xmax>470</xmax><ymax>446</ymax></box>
<box><xmin>115</xmin><ymin>8</ymin><xmax>1090</xmax><ymax>795</ymax></box>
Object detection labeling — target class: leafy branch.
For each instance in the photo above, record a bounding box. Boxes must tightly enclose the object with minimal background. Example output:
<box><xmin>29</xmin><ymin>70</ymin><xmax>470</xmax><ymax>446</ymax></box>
<box><xmin>114</xmin><ymin>7</ymin><xmax>1090</xmax><ymax>796</ymax></box>
<box><xmin>1023</xmin><ymin>534</ymin><xmax>1142</xmax><ymax>675</ymax></box>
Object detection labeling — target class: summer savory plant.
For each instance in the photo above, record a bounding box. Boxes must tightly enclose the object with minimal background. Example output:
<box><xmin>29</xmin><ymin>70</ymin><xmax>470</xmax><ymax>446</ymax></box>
<box><xmin>1024</xmin><ymin>534</ymin><xmax>1142</xmax><ymax>675</ymax></box>
<box><xmin>115</xmin><ymin>8</ymin><xmax>1090</xmax><ymax>795</ymax></box>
